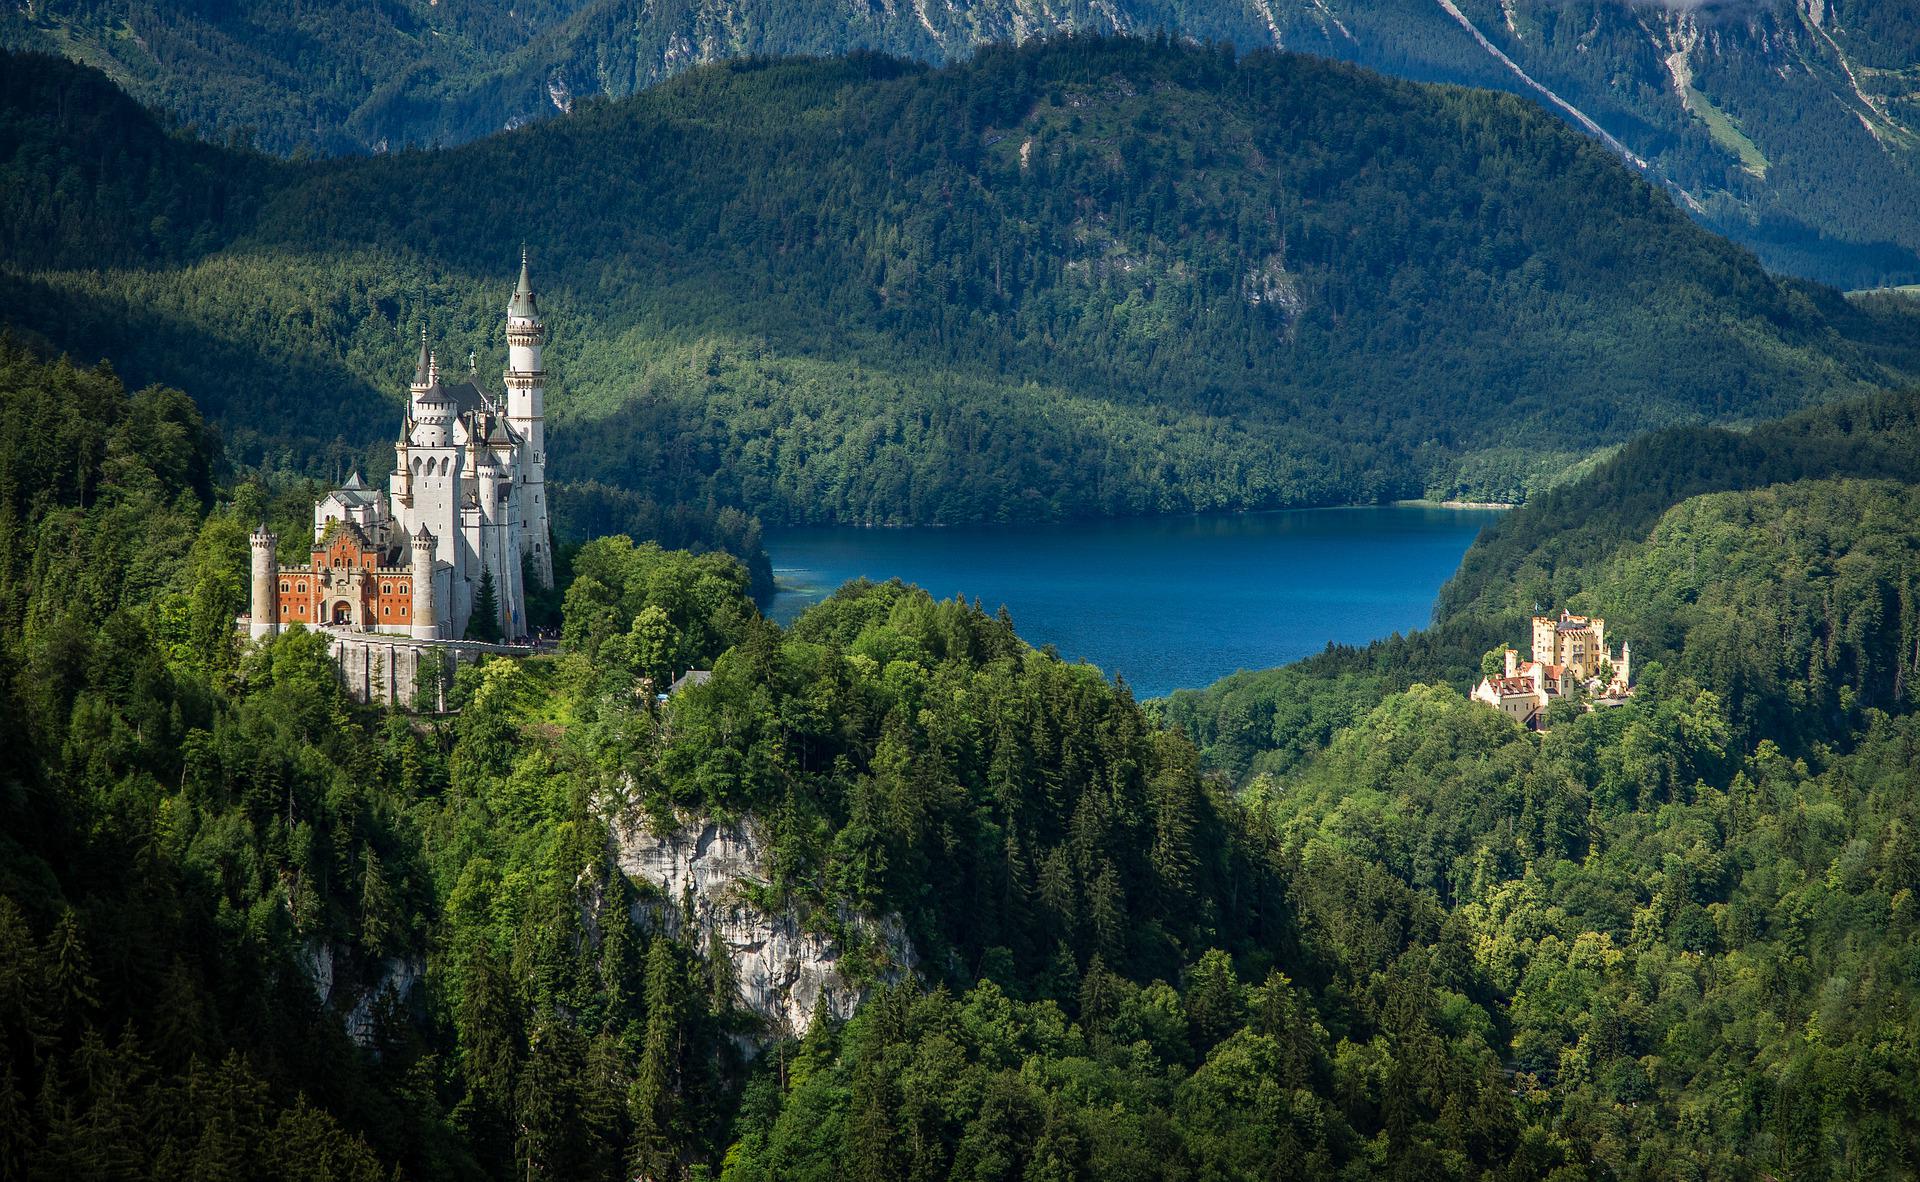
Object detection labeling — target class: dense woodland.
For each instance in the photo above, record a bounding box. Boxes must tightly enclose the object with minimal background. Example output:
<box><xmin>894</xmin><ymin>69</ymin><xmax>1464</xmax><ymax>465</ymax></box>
<box><xmin>7</xmin><ymin>296</ymin><xmax>1920</xmax><ymax>1176</ymax></box>
<box><xmin>6</xmin><ymin>24</ymin><xmax>1920</xmax><ymax>1181</ymax></box>
<box><xmin>5</xmin><ymin>40</ymin><xmax>1920</xmax><ymax>533</ymax></box>
<box><xmin>3</xmin><ymin>1</ymin><xmax>1917</xmax><ymax>287</ymax></box>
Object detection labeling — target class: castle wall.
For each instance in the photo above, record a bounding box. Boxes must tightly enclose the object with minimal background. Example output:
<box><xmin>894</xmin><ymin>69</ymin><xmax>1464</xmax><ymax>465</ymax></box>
<box><xmin>327</xmin><ymin>631</ymin><xmax>530</xmax><ymax>708</ymax></box>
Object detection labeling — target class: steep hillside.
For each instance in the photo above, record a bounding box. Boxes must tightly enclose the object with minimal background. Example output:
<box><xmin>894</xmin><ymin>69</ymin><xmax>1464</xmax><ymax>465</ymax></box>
<box><xmin>5</xmin><ymin>0</ymin><xmax>1917</xmax><ymax>285</ymax></box>
<box><xmin>4</xmin><ymin>40</ymin><xmax>1915</xmax><ymax>526</ymax></box>
<box><xmin>1163</xmin><ymin>384</ymin><xmax>1920</xmax><ymax>780</ymax></box>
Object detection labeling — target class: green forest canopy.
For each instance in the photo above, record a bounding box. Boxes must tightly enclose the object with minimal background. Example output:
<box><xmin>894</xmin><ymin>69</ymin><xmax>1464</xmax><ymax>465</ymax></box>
<box><xmin>6</xmin><ymin>310</ymin><xmax>1920</xmax><ymax>1177</ymax></box>
<box><xmin>5</xmin><ymin>38</ymin><xmax>1919</xmax><ymax>530</ymax></box>
<box><xmin>5</xmin><ymin>0</ymin><xmax>1918</xmax><ymax>287</ymax></box>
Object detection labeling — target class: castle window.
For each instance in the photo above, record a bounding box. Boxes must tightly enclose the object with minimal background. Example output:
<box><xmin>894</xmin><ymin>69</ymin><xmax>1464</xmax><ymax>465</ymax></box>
<box><xmin>382</xmin><ymin>583</ymin><xmax>392</xmax><ymax>595</ymax></box>
<box><xmin>281</xmin><ymin>581</ymin><xmax>290</xmax><ymax>593</ymax></box>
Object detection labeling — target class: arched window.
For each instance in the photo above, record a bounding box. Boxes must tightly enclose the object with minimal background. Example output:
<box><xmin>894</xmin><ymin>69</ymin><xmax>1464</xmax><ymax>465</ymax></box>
<box><xmin>412</xmin><ymin>457</ymin><xmax>422</xmax><ymax>475</ymax></box>
<box><xmin>281</xmin><ymin>581</ymin><xmax>290</xmax><ymax>593</ymax></box>
<box><xmin>382</xmin><ymin>583</ymin><xmax>392</xmax><ymax>595</ymax></box>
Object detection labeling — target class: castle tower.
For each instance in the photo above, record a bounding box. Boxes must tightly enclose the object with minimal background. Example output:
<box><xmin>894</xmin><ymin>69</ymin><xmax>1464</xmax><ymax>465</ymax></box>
<box><xmin>249</xmin><ymin>525</ymin><xmax>279</xmax><ymax>641</ymax></box>
<box><xmin>504</xmin><ymin>247</ymin><xmax>555</xmax><ymax>589</ymax></box>
<box><xmin>410</xmin><ymin>524</ymin><xmax>440</xmax><ymax>640</ymax></box>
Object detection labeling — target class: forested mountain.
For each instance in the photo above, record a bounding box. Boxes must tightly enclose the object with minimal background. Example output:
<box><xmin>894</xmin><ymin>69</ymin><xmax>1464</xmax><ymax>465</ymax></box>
<box><xmin>1155</xmin><ymin>392</ymin><xmax>1920</xmax><ymax>1175</ymax></box>
<box><xmin>5</xmin><ymin>40</ymin><xmax>1918</xmax><ymax>527</ymax></box>
<box><xmin>1165</xmin><ymin>383</ymin><xmax>1920</xmax><ymax>781</ymax></box>
<box><xmin>4</xmin><ymin>0</ymin><xmax>1916</xmax><ymax>286</ymax></box>
<box><xmin>10</xmin><ymin>329</ymin><xmax>1920</xmax><ymax>1176</ymax></box>
<box><xmin>0</xmin><ymin>338</ymin><xmax>1554</xmax><ymax>1178</ymax></box>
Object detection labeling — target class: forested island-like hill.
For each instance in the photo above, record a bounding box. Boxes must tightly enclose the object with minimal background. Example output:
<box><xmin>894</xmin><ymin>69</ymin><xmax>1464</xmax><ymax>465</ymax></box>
<box><xmin>5</xmin><ymin>1</ymin><xmax>1918</xmax><ymax>288</ymax></box>
<box><xmin>4</xmin><ymin>37</ymin><xmax>1918</xmax><ymax>528</ymax></box>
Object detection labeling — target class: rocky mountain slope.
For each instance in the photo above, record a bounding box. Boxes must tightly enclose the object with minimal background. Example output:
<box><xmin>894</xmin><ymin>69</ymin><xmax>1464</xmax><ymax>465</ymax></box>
<box><xmin>4</xmin><ymin>0</ymin><xmax>1917</xmax><ymax>285</ymax></box>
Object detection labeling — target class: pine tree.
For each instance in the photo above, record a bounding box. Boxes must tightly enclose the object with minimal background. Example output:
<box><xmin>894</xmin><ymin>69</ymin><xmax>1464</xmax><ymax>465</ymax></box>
<box><xmin>42</xmin><ymin>910</ymin><xmax>98</xmax><ymax>1032</ymax></box>
<box><xmin>358</xmin><ymin>851</ymin><xmax>399</xmax><ymax>958</ymax></box>
<box><xmin>629</xmin><ymin>938</ymin><xmax>683</xmax><ymax>1182</ymax></box>
<box><xmin>0</xmin><ymin>1062</ymin><xmax>30</xmax><ymax>1182</ymax></box>
<box><xmin>465</xmin><ymin>568</ymin><xmax>503</xmax><ymax>643</ymax></box>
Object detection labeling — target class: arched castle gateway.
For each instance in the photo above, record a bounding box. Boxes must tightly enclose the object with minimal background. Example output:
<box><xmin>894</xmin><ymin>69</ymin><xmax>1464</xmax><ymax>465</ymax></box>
<box><xmin>243</xmin><ymin>250</ymin><xmax>556</xmax><ymax>704</ymax></box>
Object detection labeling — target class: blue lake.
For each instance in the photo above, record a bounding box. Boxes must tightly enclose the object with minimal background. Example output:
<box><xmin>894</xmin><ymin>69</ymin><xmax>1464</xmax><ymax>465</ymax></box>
<box><xmin>766</xmin><ymin>505</ymin><xmax>1506</xmax><ymax>698</ymax></box>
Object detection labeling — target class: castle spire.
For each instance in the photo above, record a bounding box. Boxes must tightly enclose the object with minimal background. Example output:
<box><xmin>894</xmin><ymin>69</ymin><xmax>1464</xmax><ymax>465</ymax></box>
<box><xmin>412</xmin><ymin>326</ymin><xmax>432</xmax><ymax>387</ymax></box>
<box><xmin>507</xmin><ymin>245</ymin><xmax>540</xmax><ymax>321</ymax></box>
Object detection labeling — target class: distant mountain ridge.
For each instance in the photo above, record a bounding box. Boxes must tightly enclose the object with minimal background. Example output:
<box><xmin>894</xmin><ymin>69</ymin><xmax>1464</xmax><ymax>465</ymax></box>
<box><xmin>3</xmin><ymin>39</ymin><xmax>1917</xmax><ymax>526</ymax></box>
<box><xmin>4</xmin><ymin>0</ymin><xmax>1917</xmax><ymax>285</ymax></box>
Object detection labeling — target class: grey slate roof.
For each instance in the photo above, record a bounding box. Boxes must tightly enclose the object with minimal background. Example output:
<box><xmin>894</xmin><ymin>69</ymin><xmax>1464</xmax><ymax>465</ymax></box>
<box><xmin>325</xmin><ymin>479</ymin><xmax>380</xmax><ymax>508</ymax></box>
<box><xmin>439</xmin><ymin>377</ymin><xmax>494</xmax><ymax>417</ymax></box>
<box><xmin>507</xmin><ymin>248</ymin><xmax>540</xmax><ymax>320</ymax></box>
<box><xmin>668</xmin><ymin>670</ymin><xmax>713</xmax><ymax>695</ymax></box>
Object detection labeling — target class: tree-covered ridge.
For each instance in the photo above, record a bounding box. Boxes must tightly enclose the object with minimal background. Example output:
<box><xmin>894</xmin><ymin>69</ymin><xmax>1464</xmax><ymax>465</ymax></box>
<box><xmin>4</xmin><ymin>1</ymin><xmax>1917</xmax><ymax>287</ymax></box>
<box><xmin>0</xmin><ymin>340</ymin><xmax>1564</xmax><ymax>1178</ymax></box>
<box><xmin>1164</xmin><ymin>466</ymin><xmax>1920</xmax><ymax>1177</ymax></box>
<box><xmin>11</xmin><ymin>315</ymin><xmax>1920</xmax><ymax>1177</ymax></box>
<box><xmin>6</xmin><ymin>41</ymin><xmax>1918</xmax><ymax>526</ymax></box>
<box><xmin>1163</xmin><ymin>386</ymin><xmax>1920</xmax><ymax>782</ymax></box>
<box><xmin>1436</xmin><ymin>385</ymin><xmax>1920</xmax><ymax>625</ymax></box>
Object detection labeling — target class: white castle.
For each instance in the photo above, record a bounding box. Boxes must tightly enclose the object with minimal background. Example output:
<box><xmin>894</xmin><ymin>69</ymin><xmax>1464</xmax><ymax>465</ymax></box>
<box><xmin>244</xmin><ymin>251</ymin><xmax>554</xmax><ymax>694</ymax></box>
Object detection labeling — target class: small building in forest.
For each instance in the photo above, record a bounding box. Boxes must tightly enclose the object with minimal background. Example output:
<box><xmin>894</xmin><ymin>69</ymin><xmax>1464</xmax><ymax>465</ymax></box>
<box><xmin>1472</xmin><ymin>610</ymin><xmax>1632</xmax><ymax>730</ymax></box>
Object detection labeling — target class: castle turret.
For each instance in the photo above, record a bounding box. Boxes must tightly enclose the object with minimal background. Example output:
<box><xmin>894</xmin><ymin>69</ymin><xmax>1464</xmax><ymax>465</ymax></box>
<box><xmin>393</xmin><ymin>413</ymin><xmax>414</xmax><ymax>504</ymax></box>
<box><xmin>410</xmin><ymin>327</ymin><xmax>433</xmax><ymax>397</ymax></box>
<box><xmin>504</xmin><ymin>247</ymin><xmax>554</xmax><ymax>588</ymax></box>
<box><xmin>410</xmin><ymin>524</ymin><xmax>439</xmax><ymax>640</ymax></box>
<box><xmin>249</xmin><ymin>525</ymin><xmax>279</xmax><ymax>641</ymax></box>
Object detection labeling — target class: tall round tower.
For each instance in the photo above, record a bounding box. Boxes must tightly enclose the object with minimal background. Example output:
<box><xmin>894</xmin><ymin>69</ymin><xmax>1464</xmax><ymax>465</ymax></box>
<box><xmin>504</xmin><ymin>247</ymin><xmax>555</xmax><ymax>589</ymax></box>
<box><xmin>410</xmin><ymin>524</ymin><xmax>440</xmax><ymax>641</ymax></box>
<box><xmin>249</xmin><ymin>525</ymin><xmax>279</xmax><ymax>641</ymax></box>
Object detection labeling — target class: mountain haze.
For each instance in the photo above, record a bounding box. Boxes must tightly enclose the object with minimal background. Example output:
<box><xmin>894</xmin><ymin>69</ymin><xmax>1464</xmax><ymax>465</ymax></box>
<box><xmin>4</xmin><ymin>39</ymin><xmax>1915</xmax><ymax>527</ymax></box>
<box><xmin>5</xmin><ymin>0</ymin><xmax>1917</xmax><ymax>285</ymax></box>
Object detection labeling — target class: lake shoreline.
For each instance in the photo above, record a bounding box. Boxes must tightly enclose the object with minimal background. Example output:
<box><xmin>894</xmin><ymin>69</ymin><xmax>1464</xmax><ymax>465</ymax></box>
<box><xmin>1389</xmin><ymin>498</ymin><xmax>1518</xmax><ymax>511</ymax></box>
<box><xmin>773</xmin><ymin>500</ymin><xmax>1517</xmax><ymax>531</ymax></box>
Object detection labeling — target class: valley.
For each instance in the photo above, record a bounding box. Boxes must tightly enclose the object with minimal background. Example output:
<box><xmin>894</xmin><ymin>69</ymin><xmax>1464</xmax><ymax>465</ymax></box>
<box><xmin>2</xmin><ymin>20</ymin><xmax>1920</xmax><ymax>1182</ymax></box>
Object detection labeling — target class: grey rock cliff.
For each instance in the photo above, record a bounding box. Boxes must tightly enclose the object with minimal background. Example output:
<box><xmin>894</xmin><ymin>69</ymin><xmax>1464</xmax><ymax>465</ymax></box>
<box><xmin>614</xmin><ymin>813</ymin><xmax>915</xmax><ymax>1039</ymax></box>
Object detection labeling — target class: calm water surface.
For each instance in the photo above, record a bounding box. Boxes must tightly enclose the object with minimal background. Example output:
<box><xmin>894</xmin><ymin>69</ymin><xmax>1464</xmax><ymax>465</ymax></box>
<box><xmin>767</xmin><ymin>506</ymin><xmax>1505</xmax><ymax>698</ymax></box>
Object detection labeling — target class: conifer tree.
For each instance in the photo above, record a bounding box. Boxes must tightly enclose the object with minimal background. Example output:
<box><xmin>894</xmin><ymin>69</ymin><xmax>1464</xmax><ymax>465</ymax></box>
<box><xmin>629</xmin><ymin>937</ymin><xmax>683</xmax><ymax>1182</ymax></box>
<box><xmin>466</xmin><ymin>568</ymin><xmax>503</xmax><ymax>643</ymax></box>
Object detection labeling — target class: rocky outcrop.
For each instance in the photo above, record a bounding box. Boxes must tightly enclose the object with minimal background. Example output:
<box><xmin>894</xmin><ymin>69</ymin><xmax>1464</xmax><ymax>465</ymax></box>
<box><xmin>300</xmin><ymin>940</ymin><xmax>425</xmax><ymax>1051</ymax></box>
<box><xmin>613</xmin><ymin>814</ymin><xmax>916</xmax><ymax>1039</ymax></box>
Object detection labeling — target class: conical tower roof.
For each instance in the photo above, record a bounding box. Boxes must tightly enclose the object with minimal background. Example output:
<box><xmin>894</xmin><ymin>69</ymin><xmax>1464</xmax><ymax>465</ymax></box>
<box><xmin>507</xmin><ymin>246</ymin><xmax>540</xmax><ymax>321</ymax></box>
<box><xmin>412</xmin><ymin>326</ymin><xmax>433</xmax><ymax>386</ymax></box>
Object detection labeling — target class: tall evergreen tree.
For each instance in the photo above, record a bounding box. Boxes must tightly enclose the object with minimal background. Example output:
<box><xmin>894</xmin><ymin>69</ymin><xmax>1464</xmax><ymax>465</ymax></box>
<box><xmin>466</xmin><ymin>568</ymin><xmax>503</xmax><ymax>643</ymax></box>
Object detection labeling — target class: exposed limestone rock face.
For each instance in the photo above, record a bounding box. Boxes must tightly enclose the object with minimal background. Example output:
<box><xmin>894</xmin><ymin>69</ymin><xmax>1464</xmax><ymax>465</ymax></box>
<box><xmin>300</xmin><ymin>940</ymin><xmax>424</xmax><ymax>1050</ymax></box>
<box><xmin>613</xmin><ymin>814</ymin><xmax>915</xmax><ymax>1040</ymax></box>
<box><xmin>344</xmin><ymin>957</ymin><xmax>425</xmax><ymax>1048</ymax></box>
